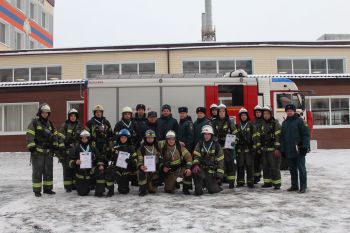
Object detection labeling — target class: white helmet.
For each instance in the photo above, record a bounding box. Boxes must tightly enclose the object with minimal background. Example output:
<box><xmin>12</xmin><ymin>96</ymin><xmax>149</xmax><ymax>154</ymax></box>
<box><xmin>93</xmin><ymin>105</ymin><xmax>104</xmax><ymax>112</ymax></box>
<box><xmin>80</xmin><ymin>130</ymin><xmax>91</xmax><ymax>138</ymax></box>
<box><xmin>210</xmin><ymin>103</ymin><xmax>218</xmax><ymax>109</ymax></box>
<box><xmin>68</xmin><ymin>108</ymin><xmax>78</xmax><ymax>115</ymax></box>
<box><xmin>263</xmin><ymin>105</ymin><xmax>272</xmax><ymax>112</ymax></box>
<box><xmin>122</xmin><ymin>106</ymin><xmax>133</xmax><ymax>114</ymax></box>
<box><xmin>201</xmin><ymin>125</ymin><xmax>214</xmax><ymax>135</ymax></box>
<box><xmin>40</xmin><ymin>104</ymin><xmax>51</xmax><ymax>113</ymax></box>
<box><xmin>230</xmin><ymin>69</ymin><xmax>248</xmax><ymax>78</ymax></box>
<box><xmin>239</xmin><ymin>108</ymin><xmax>249</xmax><ymax>115</ymax></box>
<box><xmin>254</xmin><ymin>105</ymin><xmax>263</xmax><ymax>111</ymax></box>
<box><xmin>218</xmin><ymin>104</ymin><xmax>227</xmax><ymax>109</ymax></box>
<box><xmin>166</xmin><ymin>130</ymin><xmax>176</xmax><ymax>139</ymax></box>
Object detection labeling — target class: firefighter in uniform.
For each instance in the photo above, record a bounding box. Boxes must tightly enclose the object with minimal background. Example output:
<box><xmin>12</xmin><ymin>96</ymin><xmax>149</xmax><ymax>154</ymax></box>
<box><xmin>69</xmin><ymin>130</ymin><xmax>106</xmax><ymax>196</ymax></box>
<box><xmin>259</xmin><ymin>106</ymin><xmax>282</xmax><ymax>190</ymax></box>
<box><xmin>114</xmin><ymin>106</ymin><xmax>139</xmax><ymax>186</ymax></box>
<box><xmin>193</xmin><ymin>107</ymin><xmax>210</xmax><ymax>151</ymax></box>
<box><xmin>57</xmin><ymin>108</ymin><xmax>83</xmax><ymax>192</ymax></box>
<box><xmin>26</xmin><ymin>103</ymin><xmax>59</xmax><ymax>197</ymax></box>
<box><xmin>212</xmin><ymin>104</ymin><xmax>237</xmax><ymax>189</ymax></box>
<box><xmin>178</xmin><ymin>107</ymin><xmax>194</xmax><ymax>152</ymax></box>
<box><xmin>192</xmin><ymin>125</ymin><xmax>224</xmax><ymax>195</ymax></box>
<box><xmin>209</xmin><ymin>103</ymin><xmax>218</xmax><ymax>121</ymax></box>
<box><xmin>133</xmin><ymin>104</ymin><xmax>148</xmax><ymax>144</ymax></box>
<box><xmin>234</xmin><ymin>108</ymin><xmax>255</xmax><ymax>188</ymax></box>
<box><xmin>137</xmin><ymin>130</ymin><xmax>161</xmax><ymax>196</ymax></box>
<box><xmin>106</xmin><ymin>129</ymin><xmax>137</xmax><ymax>196</ymax></box>
<box><xmin>252</xmin><ymin>105</ymin><xmax>264</xmax><ymax>184</ymax></box>
<box><xmin>156</xmin><ymin>104</ymin><xmax>179</xmax><ymax>141</ymax></box>
<box><xmin>85</xmin><ymin>105</ymin><xmax>113</xmax><ymax>161</ymax></box>
<box><xmin>159</xmin><ymin>131</ymin><xmax>193</xmax><ymax>194</ymax></box>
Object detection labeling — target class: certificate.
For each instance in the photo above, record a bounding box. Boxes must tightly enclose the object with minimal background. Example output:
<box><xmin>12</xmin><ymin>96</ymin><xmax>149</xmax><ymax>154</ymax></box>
<box><xmin>116</xmin><ymin>151</ymin><xmax>130</xmax><ymax>169</ymax></box>
<box><xmin>79</xmin><ymin>152</ymin><xmax>92</xmax><ymax>169</ymax></box>
<box><xmin>144</xmin><ymin>155</ymin><xmax>156</xmax><ymax>172</ymax></box>
<box><xmin>224</xmin><ymin>134</ymin><xmax>237</xmax><ymax>149</ymax></box>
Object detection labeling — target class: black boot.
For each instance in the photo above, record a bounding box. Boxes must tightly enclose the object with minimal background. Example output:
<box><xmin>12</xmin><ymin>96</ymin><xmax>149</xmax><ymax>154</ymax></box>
<box><xmin>274</xmin><ymin>185</ymin><xmax>281</xmax><ymax>190</ymax></box>
<box><xmin>298</xmin><ymin>188</ymin><xmax>307</xmax><ymax>193</ymax></box>
<box><xmin>287</xmin><ymin>186</ymin><xmax>299</xmax><ymax>192</ymax></box>
<box><xmin>106</xmin><ymin>189</ymin><xmax>114</xmax><ymax>197</ymax></box>
<box><xmin>236</xmin><ymin>183</ymin><xmax>244</xmax><ymax>188</ymax></box>
<box><xmin>182</xmin><ymin>188</ymin><xmax>191</xmax><ymax>195</ymax></box>
<box><xmin>43</xmin><ymin>190</ymin><xmax>56</xmax><ymax>195</ymax></box>
<box><xmin>66</xmin><ymin>188</ymin><xmax>72</xmax><ymax>193</ymax></box>
<box><xmin>139</xmin><ymin>185</ymin><xmax>147</xmax><ymax>197</ymax></box>
<box><xmin>229</xmin><ymin>182</ymin><xmax>235</xmax><ymax>189</ymax></box>
<box><xmin>248</xmin><ymin>183</ymin><xmax>255</xmax><ymax>189</ymax></box>
<box><xmin>262</xmin><ymin>183</ymin><xmax>272</xmax><ymax>188</ymax></box>
<box><xmin>34</xmin><ymin>192</ymin><xmax>41</xmax><ymax>197</ymax></box>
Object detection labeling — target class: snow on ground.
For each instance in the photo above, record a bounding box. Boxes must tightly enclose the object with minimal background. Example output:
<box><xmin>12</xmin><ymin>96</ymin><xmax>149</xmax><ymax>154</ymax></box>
<box><xmin>0</xmin><ymin>150</ymin><xmax>349</xmax><ymax>233</ymax></box>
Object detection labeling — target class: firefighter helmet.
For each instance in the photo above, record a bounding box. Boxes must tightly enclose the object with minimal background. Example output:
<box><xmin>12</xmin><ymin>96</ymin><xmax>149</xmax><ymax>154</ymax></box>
<box><xmin>118</xmin><ymin>129</ymin><xmax>131</xmax><ymax>137</ymax></box>
<box><xmin>263</xmin><ymin>105</ymin><xmax>272</xmax><ymax>112</ymax></box>
<box><xmin>218</xmin><ymin>104</ymin><xmax>227</xmax><ymax>109</ymax></box>
<box><xmin>122</xmin><ymin>106</ymin><xmax>133</xmax><ymax>114</ymax></box>
<box><xmin>144</xmin><ymin>129</ymin><xmax>156</xmax><ymax>138</ymax></box>
<box><xmin>39</xmin><ymin>103</ymin><xmax>51</xmax><ymax>113</ymax></box>
<box><xmin>239</xmin><ymin>108</ymin><xmax>249</xmax><ymax>115</ymax></box>
<box><xmin>68</xmin><ymin>108</ymin><xmax>79</xmax><ymax>117</ymax></box>
<box><xmin>93</xmin><ymin>105</ymin><xmax>104</xmax><ymax>112</ymax></box>
<box><xmin>166</xmin><ymin>130</ymin><xmax>176</xmax><ymax>139</ymax></box>
<box><xmin>254</xmin><ymin>105</ymin><xmax>263</xmax><ymax>111</ymax></box>
<box><xmin>210</xmin><ymin>103</ymin><xmax>218</xmax><ymax>109</ymax></box>
<box><xmin>201</xmin><ymin>125</ymin><xmax>214</xmax><ymax>135</ymax></box>
<box><xmin>80</xmin><ymin>130</ymin><xmax>91</xmax><ymax>138</ymax></box>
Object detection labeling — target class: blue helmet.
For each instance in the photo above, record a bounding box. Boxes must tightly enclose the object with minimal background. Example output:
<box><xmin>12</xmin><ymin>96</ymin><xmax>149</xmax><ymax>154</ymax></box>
<box><xmin>118</xmin><ymin>129</ymin><xmax>131</xmax><ymax>137</ymax></box>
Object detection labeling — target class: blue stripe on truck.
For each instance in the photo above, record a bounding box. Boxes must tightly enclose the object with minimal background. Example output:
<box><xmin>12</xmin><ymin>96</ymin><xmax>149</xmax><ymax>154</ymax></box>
<box><xmin>272</xmin><ymin>78</ymin><xmax>293</xmax><ymax>83</ymax></box>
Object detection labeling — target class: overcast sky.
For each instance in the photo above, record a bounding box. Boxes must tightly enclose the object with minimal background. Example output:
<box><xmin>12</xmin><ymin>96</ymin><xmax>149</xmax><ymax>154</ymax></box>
<box><xmin>54</xmin><ymin>0</ymin><xmax>350</xmax><ymax>48</ymax></box>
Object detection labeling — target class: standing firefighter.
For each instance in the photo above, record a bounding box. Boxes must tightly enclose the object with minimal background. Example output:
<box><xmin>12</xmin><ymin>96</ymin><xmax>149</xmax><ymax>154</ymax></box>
<box><xmin>252</xmin><ymin>105</ymin><xmax>264</xmax><ymax>184</ymax></box>
<box><xmin>114</xmin><ymin>106</ymin><xmax>139</xmax><ymax>148</ymax></box>
<box><xmin>106</xmin><ymin>129</ymin><xmax>137</xmax><ymax>196</ymax></box>
<box><xmin>178</xmin><ymin>107</ymin><xmax>194</xmax><ymax>152</ymax></box>
<box><xmin>193</xmin><ymin>107</ymin><xmax>210</xmax><ymax>151</ymax></box>
<box><xmin>159</xmin><ymin>130</ymin><xmax>193</xmax><ymax>194</ymax></box>
<box><xmin>192</xmin><ymin>125</ymin><xmax>224</xmax><ymax>195</ymax></box>
<box><xmin>212</xmin><ymin>104</ymin><xmax>237</xmax><ymax>189</ymax></box>
<box><xmin>282</xmin><ymin>104</ymin><xmax>310</xmax><ymax>193</ymax></box>
<box><xmin>209</xmin><ymin>103</ymin><xmax>218</xmax><ymax>121</ymax></box>
<box><xmin>86</xmin><ymin>105</ymin><xmax>113</xmax><ymax>160</ymax></box>
<box><xmin>259</xmin><ymin>106</ymin><xmax>282</xmax><ymax>190</ymax></box>
<box><xmin>57</xmin><ymin>108</ymin><xmax>83</xmax><ymax>192</ymax></box>
<box><xmin>137</xmin><ymin>130</ymin><xmax>161</xmax><ymax>196</ymax></box>
<box><xmin>235</xmin><ymin>108</ymin><xmax>255</xmax><ymax>188</ymax></box>
<box><xmin>26</xmin><ymin>103</ymin><xmax>58</xmax><ymax>197</ymax></box>
<box><xmin>69</xmin><ymin>130</ymin><xmax>106</xmax><ymax>196</ymax></box>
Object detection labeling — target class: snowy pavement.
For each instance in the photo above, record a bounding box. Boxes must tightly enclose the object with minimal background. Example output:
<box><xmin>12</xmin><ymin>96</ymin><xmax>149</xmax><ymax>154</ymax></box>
<box><xmin>0</xmin><ymin>150</ymin><xmax>349</xmax><ymax>233</ymax></box>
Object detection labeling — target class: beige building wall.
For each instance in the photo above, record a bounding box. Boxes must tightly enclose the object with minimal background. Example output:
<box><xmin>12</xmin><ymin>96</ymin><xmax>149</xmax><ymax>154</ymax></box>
<box><xmin>0</xmin><ymin>46</ymin><xmax>350</xmax><ymax>79</ymax></box>
<box><xmin>0</xmin><ymin>44</ymin><xmax>10</xmax><ymax>51</ymax></box>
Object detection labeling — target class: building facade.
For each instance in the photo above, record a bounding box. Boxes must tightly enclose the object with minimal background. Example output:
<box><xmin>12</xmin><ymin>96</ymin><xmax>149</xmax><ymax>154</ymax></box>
<box><xmin>0</xmin><ymin>0</ymin><xmax>54</xmax><ymax>51</ymax></box>
<box><xmin>0</xmin><ymin>41</ymin><xmax>349</xmax><ymax>150</ymax></box>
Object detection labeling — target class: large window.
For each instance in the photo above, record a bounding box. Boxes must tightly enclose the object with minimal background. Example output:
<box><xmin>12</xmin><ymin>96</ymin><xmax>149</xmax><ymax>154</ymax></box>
<box><xmin>277</xmin><ymin>58</ymin><xmax>345</xmax><ymax>74</ymax></box>
<box><xmin>183</xmin><ymin>59</ymin><xmax>253</xmax><ymax>74</ymax></box>
<box><xmin>0</xmin><ymin>21</ymin><xmax>9</xmax><ymax>45</ymax></box>
<box><xmin>15</xmin><ymin>0</ymin><xmax>25</xmax><ymax>12</ymax></box>
<box><xmin>30</xmin><ymin>1</ymin><xmax>37</xmax><ymax>21</ymax></box>
<box><xmin>0</xmin><ymin>66</ymin><xmax>62</xmax><ymax>82</ymax></box>
<box><xmin>86</xmin><ymin>62</ymin><xmax>156</xmax><ymax>78</ymax></box>
<box><xmin>306</xmin><ymin>96</ymin><xmax>350</xmax><ymax>128</ymax></box>
<box><xmin>218</xmin><ymin>85</ymin><xmax>244</xmax><ymax>107</ymax></box>
<box><xmin>15</xmin><ymin>31</ymin><xmax>23</xmax><ymax>50</ymax></box>
<box><xmin>0</xmin><ymin>103</ymin><xmax>38</xmax><ymax>134</ymax></box>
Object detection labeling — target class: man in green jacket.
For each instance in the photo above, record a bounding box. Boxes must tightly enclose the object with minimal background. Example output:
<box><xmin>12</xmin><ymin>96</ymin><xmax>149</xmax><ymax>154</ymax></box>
<box><xmin>281</xmin><ymin>104</ymin><xmax>310</xmax><ymax>193</ymax></box>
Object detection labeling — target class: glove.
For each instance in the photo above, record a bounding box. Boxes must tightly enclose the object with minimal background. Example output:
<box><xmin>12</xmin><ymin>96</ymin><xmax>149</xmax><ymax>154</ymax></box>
<box><xmin>273</xmin><ymin>150</ymin><xmax>281</xmax><ymax>158</ymax></box>
<box><xmin>192</xmin><ymin>165</ymin><xmax>201</xmax><ymax>174</ymax></box>
<box><xmin>126</xmin><ymin>158</ymin><xmax>136</xmax><ymax>171</ymax></box>
<box><xmin>29</xmin><ymin>147</ymin><xmax>36</xmax><ymax>153</ymax></box>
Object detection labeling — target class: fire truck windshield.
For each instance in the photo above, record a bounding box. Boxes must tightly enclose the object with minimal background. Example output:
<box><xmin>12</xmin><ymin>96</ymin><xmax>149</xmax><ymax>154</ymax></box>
<box><xmin>276</xmin><ymin>93</ymin><xmax>303</xmax><ymax>110</ymax></box>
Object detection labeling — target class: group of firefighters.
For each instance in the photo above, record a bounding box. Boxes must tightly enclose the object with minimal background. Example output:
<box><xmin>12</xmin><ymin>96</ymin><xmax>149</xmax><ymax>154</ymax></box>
<box><xmin>26</xmin><ymin>101</ymin><xmax>310</xmax><ymax>197</ymax></box>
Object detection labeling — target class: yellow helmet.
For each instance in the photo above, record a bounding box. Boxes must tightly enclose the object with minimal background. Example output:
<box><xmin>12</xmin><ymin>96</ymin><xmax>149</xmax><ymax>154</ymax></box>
<box><xmin>93</xmin><ymin>105</ymin><xmax>104</xmax><ymax>112</ymax></box>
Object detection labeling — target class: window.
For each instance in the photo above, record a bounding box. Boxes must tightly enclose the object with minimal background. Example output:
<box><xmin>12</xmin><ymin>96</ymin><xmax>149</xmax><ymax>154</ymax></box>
<box><xmin>16</xmin><ymin>0</ymin><xmax>25</xmax><ymax>12</ymax></box>
<box><xmin>0</xmin><ymin>103</ymin><xmax>38</xmax><ymax>134</ymax></box>
<box><xmin>14</xmin><ymin>68</ymin><xmax>29</xmax><ymax>82</ymax></box>
<box><xmin>306</xmin><ymin>96</ymin><xmax>350</xmax><ymax>127</ymax></box>
<box><xmin>218</xmin><ymin>60</ymin><xmax>235</xmax><ymax>74</ymax></box>
<box><xmin>104</xmin><ymin>64</ymin><xmax>120</xmax><ymax>75</ymax></box>
<box><xmin>86</xmin><ymin>65</ymin><xmax>102</xmax><ymax>79</ymax></box>
<box><xmin>277</xmin><ymin>60</ymin><xmax>292</xmax><ymax>74</ymax></box>
<box><xmin>121</xmin><ymin>63</ymin><xmax>138</xmax><ymax>75</ymax></box>
<box><xmin>277</xmin><ymin>58</ymin><xmax>345</xmax><ymax>74</ymax></box>
<box><xmin>236</xmin><ymin>60</ymin><xmax>253</xmax><ymax>75</ymax></box>
<box><xmin>0</xmin><ymin>69</ymin><xmax>13</xmax><ymax>82</ymax></box>
<box><xmin>183</xmin><ymin>61</ymin><xmax>200</xmax><ymax>74</ymax></box>
<box><xmin>311</xmin><ymin>59</ymin><xmax>327</xmax><ymax>74</ymax></box>
<box><xmin>0</xmin><ymin>21</ymin><xmax>9</xmax><ymax>45</ymax></box>
<box><xmin>328</xmin><ymin>59</ymin><xmax>344</xmax><ymax>74</ymax></box>
<box><xmin>218</xmin><ymin>85</ymin><xmax>244</xmax><ymax>107</ymax></box>
<box><xmin>41</xmin><ymin>11</ymin><xmax>47</xmax><ymax>29</ymax></box>
<box><xmin>47</xmin><ymin>66</ymin><xmax>62</xmax><ymax>80</ymax></box>
<box><xmin>30</xmin><ymin>2</ymin><xmax>37</xmax><ymax>21</ymax></box>
<box><xmin>293</xmin><ymin>60</ymin><xmax>309</xmax><ymax>74</ymax></box>
<box><xmin>200</xmin><ymin>61</ymin><xmax>217</xmax><ymax>74</ymax></box>
<box><xmin>276</xmin><ymin>93</ymin><xmax>302</xmax><ymax>110</ymax></box>
<box><xmin>31</xmin><ymin>67</ymin><xmax>46</xmax><ymax>81</ymax></box>
<box><xmin>29</xmin><ymin>40</ymin><xmax>36</xmax><ymax>49</ymax></box>
<box><xmin>15</xmin><ymin>31</ymin><xmax>23</xmax><ymax>50</ymax></box>
<box><xmin>139</xmin><ymin>63</ymin><xmax>155</xmax><ymax>74</ymax></box>
<box><xmin>67</xmin><ymin>101</ymin><xmax>84</xmax><ymax>121</ymax></box>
